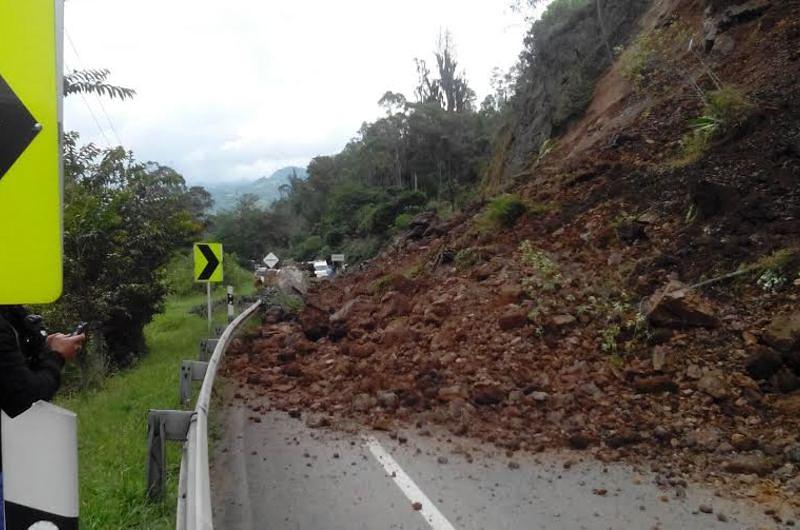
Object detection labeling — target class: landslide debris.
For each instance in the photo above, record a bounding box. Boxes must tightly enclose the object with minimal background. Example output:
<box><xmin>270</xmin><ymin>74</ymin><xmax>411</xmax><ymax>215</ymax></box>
<box><xmin>224</xmin><ymin>0</ymin><xmax>800</xmax><ymax>511</ymax></box>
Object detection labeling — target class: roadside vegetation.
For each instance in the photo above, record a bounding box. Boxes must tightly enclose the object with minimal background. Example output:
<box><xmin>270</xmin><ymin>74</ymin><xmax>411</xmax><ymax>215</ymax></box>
<box><xmin>56</xmin><ymin>261</ymin><xmax>253</xmax><ymax>530</ymax></box>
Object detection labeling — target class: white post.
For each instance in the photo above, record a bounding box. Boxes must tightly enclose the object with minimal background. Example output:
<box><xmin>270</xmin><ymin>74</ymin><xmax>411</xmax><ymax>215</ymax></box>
<box><xmin>2</xmin><ymin>402</ymin><xmax>79</xmax><ymax>528</ymax></box>
<box><xmin>206</xmin><ymin>282</ymin><xmax>212</xmax><ymax>336</ymax></box>
<box><xmin>226</xmin><ymin>285</ymin><xmax>234</xmax><ymax>323</ymax></box>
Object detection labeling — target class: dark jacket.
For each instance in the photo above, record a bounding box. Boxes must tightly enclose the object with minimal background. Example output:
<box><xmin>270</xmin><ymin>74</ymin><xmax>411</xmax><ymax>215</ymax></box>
<box><xmin>0</xmin><ymin>306</ymin><xmax>65</xmax><ymax>471</ymax></box>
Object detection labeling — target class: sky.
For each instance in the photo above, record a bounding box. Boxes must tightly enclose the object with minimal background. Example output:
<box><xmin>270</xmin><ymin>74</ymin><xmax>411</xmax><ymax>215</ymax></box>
<box><xmin>63</xmin><ymin>1</ymin><xmax>541</xmax><ymax>185</ymax></box>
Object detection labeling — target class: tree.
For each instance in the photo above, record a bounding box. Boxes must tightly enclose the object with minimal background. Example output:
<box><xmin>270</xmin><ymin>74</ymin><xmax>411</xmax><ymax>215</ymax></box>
<box><xmin>64</xmin><ymin>68</ymin><xmax>136</xmax><ymax>100</ymax></box>
<box><xmin>55</xmin><ymin>133</ymin><xmax>205</xmax><ymax>369</ymax></box>
<box><xmin>434</xmin><ymin>31</ymin><xmax>475</xmax><ymax>113</ymax></box>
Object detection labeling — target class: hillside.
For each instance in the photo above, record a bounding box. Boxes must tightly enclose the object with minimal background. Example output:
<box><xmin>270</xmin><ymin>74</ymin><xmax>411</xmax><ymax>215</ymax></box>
<box><xmin>226</xmin><ymin>0</ymin><xmax>800</xmax><ymax>519</ymax></box>
<box><xmin>204</xmin><ymin>166</ymin><xmax>308</xmax><ymax>213</ymax></box>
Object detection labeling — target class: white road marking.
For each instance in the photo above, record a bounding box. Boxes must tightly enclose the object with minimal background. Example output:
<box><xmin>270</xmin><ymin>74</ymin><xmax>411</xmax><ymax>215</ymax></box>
<box><xmin>364</xmin><ymin>436</ymin><xmax>458</xmax><ymax>530</ymax></box>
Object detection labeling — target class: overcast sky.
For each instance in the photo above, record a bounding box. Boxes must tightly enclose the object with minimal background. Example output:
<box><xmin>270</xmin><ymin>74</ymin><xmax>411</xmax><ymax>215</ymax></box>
<box><xmin>64</xmin><ymin>1</ymin><xmax>542</xmax><ymax>185</ymax></box>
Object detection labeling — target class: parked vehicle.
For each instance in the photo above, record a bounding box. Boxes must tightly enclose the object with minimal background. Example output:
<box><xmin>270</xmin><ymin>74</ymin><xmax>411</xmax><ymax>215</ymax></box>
<box><xmin>312</xmin><ymin>260</ymin><xmax>333</xmax><ymax>278</ymax></box>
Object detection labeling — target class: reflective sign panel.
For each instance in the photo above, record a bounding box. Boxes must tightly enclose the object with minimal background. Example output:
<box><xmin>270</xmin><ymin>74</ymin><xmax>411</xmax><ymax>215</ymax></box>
<box><xmin>0</xmin><ymin>0</ymin><xmax>63</xmax><ymax>303</ymax></box>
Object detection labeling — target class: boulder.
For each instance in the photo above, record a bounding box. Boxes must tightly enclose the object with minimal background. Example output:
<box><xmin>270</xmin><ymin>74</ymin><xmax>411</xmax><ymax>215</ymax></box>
<box><xmin>498</xmin><ymin>305</ymin><xmax>528</xmax><ymax>331</ymax></box>
<box><xmin>645</xmin><ymin>281</ymin><xmax>719</xmax><ymax>329</ymax></box>
<box><xmin>276</xmin><ymin>265</ymin><xmax>309</xmax><ymax>295</ymax></box>
<box><xmin>762</xmin><ymin>311</ymin><xmax>800</xmax><ymax>353</ymax></box>
<box><xmin>353</xmin><ymin>393</ymin><xmax>378</xmax><ymax>412</ymax></box>
<box><xmin>723</xmin><ymin>455</ymin><xmax>776</xmax><ymax>476</ymax></box>
<box><xmin>633</xmin><ymin>375</ymin><xmax>678</xmax><ymax>394</ymax></box>
<box><xmin>496</xmin><ymin>284</ymin><xmax>524</xmax><ymax>306</ymax></box>
<box><xmin>330</xmin><ymin>296</ymin><xmax>374</xmax><ymax>324</ymax></box>
<box><xmin>378</xmin><ymin>291</ymin><xmax>412</xmax><ymax>319</ymax></box>
<box><xmin>745</xmin><ymin>345</ymin><xmax>784</xmax><ymax>380</ymax></box>
<box><xmin>383</xmin><ymin>318</ymin><xmax>419</xmax><ymax>344</ymax></box>
<box><xmin>774</xmin><ymin>393</ymin><xmax>800</xmax><ymax>416</ymax></box>
<box><xmin>470</xmin><ymin>384</ymin><xmax>505</xmax><ymax>406</ymax></box>
<box><xmin>697</xmin><ymin>371</ymin><xmax>730</xmax><ymax>400</ymax></box>
<box><xmin>550</xmin><ymin>314</ymin><xmax>577</xmax><ymax>327</ymax></box>
<box><xmin>298</xmin><ymin>305</ymin><xmax>329</xmax><ymax>341</ymax></box>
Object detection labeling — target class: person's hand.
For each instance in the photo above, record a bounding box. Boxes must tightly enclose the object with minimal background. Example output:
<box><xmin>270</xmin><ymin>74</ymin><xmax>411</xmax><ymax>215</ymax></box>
<box><xmin>46</xmin><ymin>333</ymin><xmax>86</xmax><ymax>361</ymax></box>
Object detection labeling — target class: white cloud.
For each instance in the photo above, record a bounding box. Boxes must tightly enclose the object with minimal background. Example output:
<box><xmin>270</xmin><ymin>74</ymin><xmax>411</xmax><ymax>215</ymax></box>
<box><xmin>63</xmin><ymin>0</ymin><xmax>530</xmax><ymax>184</ymax></box>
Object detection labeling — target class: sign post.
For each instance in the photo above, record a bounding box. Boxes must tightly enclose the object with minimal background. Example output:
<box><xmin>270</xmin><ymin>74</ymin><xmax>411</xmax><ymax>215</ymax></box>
<box><xmin>194</xmin><ymin>243</ymin><xmax>223</xmax><ymax>336</ymax></box>
<box><xmin>0</xmin><ymin>0</ymin><xmax>64</xmax><ymax>304</ymax></box>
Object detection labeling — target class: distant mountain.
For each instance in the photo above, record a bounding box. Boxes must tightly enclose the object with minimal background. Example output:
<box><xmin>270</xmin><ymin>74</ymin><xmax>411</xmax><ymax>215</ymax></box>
<box><xmin>204</xmin><ymin>166</ymin><xmax>308</xmax><ymax>213</ymax></box>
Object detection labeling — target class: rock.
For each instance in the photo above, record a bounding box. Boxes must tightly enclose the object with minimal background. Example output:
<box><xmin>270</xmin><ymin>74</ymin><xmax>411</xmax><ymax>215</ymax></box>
<box><xmin>697</xmin><ymin>372</ymin><xmax>730</xmax><ymax>400</ymax></box>
<box><xmin>686</xmin><ymin>364</ymin><xmax>703</xmax><ymax>380</ymax></box>
<box><xmin>550</xmin><ymin>314</ymin><xmax>576</xmax><ymax>327</ymax></box>
<box><xmin>773</xmin><ymin>369</ymin><xmax>800</xmax><ymax>394</ymax></box>
<box><xmin>717</xmin><ymin>513</ymin><xmax>728</xmax><ymax>523</ymax></box>
<box><xmin>653</xmin><ymin>426</ymin><xmax>670</xmax><ymax>442</ymax></box>
<box><xmin>731</xmin><ymin>433</ymin><xmax>758</xmax><ymax>451</ymax></box>
<box><xmin>412</xmin><ymin>502</ymin><xmax>423</xmax><ymax>511</ymax></box>
<box><xmin>568</xmin><ymin>433</ymin><xmax>592</xmax><ymax>450</ymax></box>
<box><xmin>774</xmin><ymin>393</ymin><xmax>800</xmax><ymax>415</ymax></box>
<box><xmin>437</xmin><ymin>456</ymin><xmax>449</xmax><ymax>464</ymax></box>
<box><xmin>298</xmin><ymin>305</ymin><xmax>330</xmax><ymax>341</ymax></box>
<box><xmin>378</xmin><ymin>291</ymin><xmax>412</xmax><ymax>319</ymax></box>
<box><xmin>496</xmin><ymin>284</ymin><xmax>524</xmax><ymax>305</ymax></box>
<box><xmin>498</xmin><ymin>306</ymin><xmax>528</xmax><ymax>331</ymax></box>
<box><xmin>281</xmin><ymin>363</ymin><xmax>303</xmax><ymax>378</ymax></box>
<box><xmin>383</xmin><ymin>318</ymin><xmax>419</xmax><ymax>344</ymax></box>
<box><xmin>437</xmin><ymin>385</ymin><xmax>465</xmax><ymax>401</ymax></box>
<box><xmin>331</xmin><ymin>296</ymin><xmax>374</xmax><ymax>324</ymax></box>
<box><xmin>699</xmin><ymin>504</ymin><xmax>713</xmax><ymax>514</ymax></box>
<box><xmin>606</xmin><ymin>430</ymin><xmax>644</xmax><ymax>448</ymax></box>
<box><xmin>762</xmin><ymin>312</ymin><xmax>800</xmax><ymax>353</ymax></box>
<box><xmin>723</xmin><ymin>455</ymin><xmax>776</xmax><ymax>476</ymax></box>
<box><xmin>377</xmin><ymin>391</ymin><xmax>399</xmax><ymax>409</ymax></box>
<box><xmin>645</xmin><ymin>281</ymin><xmax>719</xmax><ymax>329</ymax></box>
<box><xmin>530</xmin><ymin>391</ymin><xmax>550</xmax><ymax>402</ymax></box>
<box><xmin>693</xmin><ymin>427</ymin><xmax>721</xmax><ymax>451</ymax></box>
<box><xmin>508</xmin><ymin>461</ymin><xmax>520</xmax><ymax>470</ymax></box>
<box><xmin>471</xmin><ymin>384</ymin><xmax>505</xmax><ymax>406</ymax></box>
<box><xmin>633</xmin><ymin>375</ymin><xmax>678</xmax><ymax>394</ymax></box>
<box><xmin>276</xmin><ymin>265</ymin><xmax>309</xmax><ymax>295</ymax></box>
<box><xmin>652</xmin><ymin>346</ymin><xmax>667</xmax><ymax>371</ymax></box>
<box><xmin>353</xmin><ymin>393</ymin><xmax>378</xmax><ymax>412</ymax></box>
<box><xmin>745</xmin><ymin>345</ymin><xmax>784</xmax><ymax>380</ymax></box>
<box><xmin>616</xmin><ymin>220</ymin><xmax>648</xmax><ymax>245</ymax></box>
<box><xmin>305</xmin><ymin>415</ymin><xmax>331</xmax><ymax>428</ymax></box>
<box><xmin>350</xmin><ymin>341</ymin><xmax>376</xmax><ymax>359</ymax></box>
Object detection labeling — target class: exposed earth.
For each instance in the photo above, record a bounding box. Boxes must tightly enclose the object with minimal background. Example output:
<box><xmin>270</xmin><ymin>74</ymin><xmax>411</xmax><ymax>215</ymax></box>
<box><xmin>222</xmin><ymin>0</ymin><xmax>800</xmax><ymax>524</ymax></box>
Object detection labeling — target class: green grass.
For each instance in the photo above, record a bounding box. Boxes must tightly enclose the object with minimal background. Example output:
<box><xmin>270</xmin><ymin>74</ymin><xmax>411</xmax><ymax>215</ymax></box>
<box><xmin>56</xmin><ymin>278</ymin><xmax>254</xmax><ymax>529</ymax></box>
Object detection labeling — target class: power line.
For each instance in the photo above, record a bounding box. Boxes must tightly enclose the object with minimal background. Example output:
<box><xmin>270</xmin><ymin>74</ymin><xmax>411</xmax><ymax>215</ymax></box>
<box><xmin>65</xmin><ymin>30</ymin><xmax>124</xmax><ymax>147</ymax></box>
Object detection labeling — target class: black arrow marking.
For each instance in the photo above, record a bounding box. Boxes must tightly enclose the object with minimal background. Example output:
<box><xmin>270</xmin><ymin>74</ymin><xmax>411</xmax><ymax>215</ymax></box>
<box><xmin>0</xmin><ymin>74</ymin><xmax>41</xmax><ymax>182</ymax></box>
<box><xmin>197</xmin><ymin>244</ymin><xmax>220</xmax><ymax>280</ymax></box>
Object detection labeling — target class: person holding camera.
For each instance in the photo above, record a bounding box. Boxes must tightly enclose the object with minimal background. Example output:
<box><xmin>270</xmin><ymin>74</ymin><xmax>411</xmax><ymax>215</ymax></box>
<box><xmin>0</xmin><ymin>305</ymin><xmax>85</xmax><ymax>529</ymax></box>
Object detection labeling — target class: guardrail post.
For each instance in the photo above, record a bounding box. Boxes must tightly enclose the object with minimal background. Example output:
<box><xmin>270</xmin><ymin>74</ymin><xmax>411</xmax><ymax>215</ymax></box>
<box><xmin>199</xmin><ymin>339</ymin><xmax>218</xmax><ymax>362</ymax></box>
<box><xmin>146</xmin><ymin>409</ymin><xmax>194</xmax><ymax>500</ymax></box>
<box><xmin>180</xmin><ymin>361</ymin><xmax>209</xmax><ymax>406</ymax></box>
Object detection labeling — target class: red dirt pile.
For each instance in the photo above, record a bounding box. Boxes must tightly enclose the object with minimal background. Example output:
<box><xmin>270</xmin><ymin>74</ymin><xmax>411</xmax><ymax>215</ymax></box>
<box><xmin>224</xmin><ymin>0</ymin><xmax>800</xmax><ymax>509</ymax></box>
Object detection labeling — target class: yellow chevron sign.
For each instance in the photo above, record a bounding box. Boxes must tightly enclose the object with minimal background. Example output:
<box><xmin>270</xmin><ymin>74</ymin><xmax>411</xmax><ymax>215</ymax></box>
<box><xmin>0</xmin><ymin>0</ymin><xmax>63</xmax><ymax>303</ymax></box>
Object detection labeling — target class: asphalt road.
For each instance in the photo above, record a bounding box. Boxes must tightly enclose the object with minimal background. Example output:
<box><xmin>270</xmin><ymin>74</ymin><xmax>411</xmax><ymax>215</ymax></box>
<box><xmin>210</xmin><ymin>395</ymin><xmax>777</xmax><ymax>530</ymax></box>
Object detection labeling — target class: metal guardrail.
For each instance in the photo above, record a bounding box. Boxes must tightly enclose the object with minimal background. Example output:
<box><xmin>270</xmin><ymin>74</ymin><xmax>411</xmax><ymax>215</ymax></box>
<box><xmin>147</xmin><ymin>299</ymin><xmax>262</xmax><ymax>530</ymax></box>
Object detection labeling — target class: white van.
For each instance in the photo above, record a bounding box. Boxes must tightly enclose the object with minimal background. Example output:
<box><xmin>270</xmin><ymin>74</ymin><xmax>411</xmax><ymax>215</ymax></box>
<box><xmin>313</xmin><ymin>260</ymin><xmax>333</xmax><ymax>278</ymax></box>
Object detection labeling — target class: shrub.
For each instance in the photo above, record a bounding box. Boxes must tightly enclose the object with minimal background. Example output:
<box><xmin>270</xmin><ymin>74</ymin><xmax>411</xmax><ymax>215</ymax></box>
<box><xmin>479</xmin><ymin>194</ymin><xmax>527</xmax><ymax>230</ymax></box>
<box><xmin>294</xmin><ymin>235</ymin><xmax>324</xmax><ymax>260</ymax></box>
<box><xmin>394</xmin><ymin>213</ymin><xmax>413</xmax><ymax>230</ymax></box>
<box><xmin>676</xmin><ymin>85</ymin><xmax>753</xmax><ymax>166</ymax></box>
